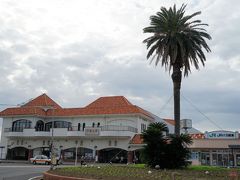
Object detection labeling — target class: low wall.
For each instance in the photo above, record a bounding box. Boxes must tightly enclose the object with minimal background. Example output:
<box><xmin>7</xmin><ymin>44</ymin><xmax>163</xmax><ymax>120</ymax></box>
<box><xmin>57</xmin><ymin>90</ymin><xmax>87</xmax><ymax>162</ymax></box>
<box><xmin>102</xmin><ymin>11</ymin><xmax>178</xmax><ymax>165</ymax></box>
<box><xmin>43</xmin><ymin>172</ymin><xmax>96</xmax><ymax>180</ymax></box>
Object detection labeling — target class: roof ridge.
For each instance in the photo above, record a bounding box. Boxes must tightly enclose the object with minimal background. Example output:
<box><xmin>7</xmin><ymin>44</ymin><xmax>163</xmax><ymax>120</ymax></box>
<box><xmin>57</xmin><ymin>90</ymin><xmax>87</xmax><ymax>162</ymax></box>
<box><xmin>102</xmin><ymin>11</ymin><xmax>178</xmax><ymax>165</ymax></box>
<box><xmin>23</xmin><ymin>93</ymin><xmax>62</xmax><ymax>109</ymax></box>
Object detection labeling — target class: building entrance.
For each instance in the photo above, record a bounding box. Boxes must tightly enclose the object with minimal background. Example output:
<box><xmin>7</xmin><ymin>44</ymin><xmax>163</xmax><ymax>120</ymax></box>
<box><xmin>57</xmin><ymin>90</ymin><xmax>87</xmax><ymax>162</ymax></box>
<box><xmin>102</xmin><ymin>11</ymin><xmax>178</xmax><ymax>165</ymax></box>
<box><xmin>99</xmin><ymin>148</ymin><xmax>127</xmax><ymax>163</ymax></box>
<box><xmin>7</xmin><ymin>147</ymin><xmax>29</xmax><ymax>160</ymax></box>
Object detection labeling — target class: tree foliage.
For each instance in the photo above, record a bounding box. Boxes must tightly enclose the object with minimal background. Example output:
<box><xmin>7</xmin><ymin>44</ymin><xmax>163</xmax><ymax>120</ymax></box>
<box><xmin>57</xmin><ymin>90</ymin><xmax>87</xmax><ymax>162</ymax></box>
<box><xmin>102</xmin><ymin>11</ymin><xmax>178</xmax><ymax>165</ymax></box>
<box><xmin>142</xmin><ymin>122</ymin><xmax>193</xmax><ymax>169</ymax></box>
<box><xmin>143</xmin><ymin>4</ymin><xmax>211</xmax><ymax>76</ymax></box>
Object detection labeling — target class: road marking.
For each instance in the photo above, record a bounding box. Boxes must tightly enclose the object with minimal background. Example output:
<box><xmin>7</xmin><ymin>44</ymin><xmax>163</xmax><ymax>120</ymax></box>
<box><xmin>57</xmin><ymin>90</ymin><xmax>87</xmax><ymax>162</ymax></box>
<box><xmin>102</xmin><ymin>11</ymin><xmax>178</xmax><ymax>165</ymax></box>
<box><xmin>28</xmin><ymin>175</ymin><xmax>42</xmax><ymax>180</ymax></box>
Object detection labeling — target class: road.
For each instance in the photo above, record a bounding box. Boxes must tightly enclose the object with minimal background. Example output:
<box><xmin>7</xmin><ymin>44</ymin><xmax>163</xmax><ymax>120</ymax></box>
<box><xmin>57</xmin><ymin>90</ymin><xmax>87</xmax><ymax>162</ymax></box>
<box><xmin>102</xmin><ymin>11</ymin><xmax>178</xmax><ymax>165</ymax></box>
<box><xmin>0</xmin><ymin>163</ymin><xmax>49</xmax><ymax>180</ymax></box>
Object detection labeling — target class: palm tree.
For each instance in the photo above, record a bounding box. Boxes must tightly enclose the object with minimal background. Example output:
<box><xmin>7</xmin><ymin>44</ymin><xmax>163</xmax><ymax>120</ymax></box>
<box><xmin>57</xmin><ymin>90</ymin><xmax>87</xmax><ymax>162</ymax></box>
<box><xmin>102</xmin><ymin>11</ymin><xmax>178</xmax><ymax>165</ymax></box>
<box><xmin>143</xmin><ymin>4</ymin><xmax>211</xmax><ymax>135</ymax></box>
<box><xmin>141</xmin><ymin>122</ymin><xmax>168</xmax><ymax>167</ymax></box>
<box><xmin>166</xmin><ymin>134</ymin><xmax>193</xmax><ymax>168</ymax></box>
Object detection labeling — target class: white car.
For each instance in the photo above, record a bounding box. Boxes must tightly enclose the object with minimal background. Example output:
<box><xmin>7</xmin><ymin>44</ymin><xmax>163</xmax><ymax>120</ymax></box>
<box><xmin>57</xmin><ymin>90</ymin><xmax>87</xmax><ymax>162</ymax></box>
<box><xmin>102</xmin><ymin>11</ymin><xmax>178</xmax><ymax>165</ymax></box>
<box><xmin>30</xmin><ymin>155</ymin><xmax>51</xmax><ymax>165</ymax></box>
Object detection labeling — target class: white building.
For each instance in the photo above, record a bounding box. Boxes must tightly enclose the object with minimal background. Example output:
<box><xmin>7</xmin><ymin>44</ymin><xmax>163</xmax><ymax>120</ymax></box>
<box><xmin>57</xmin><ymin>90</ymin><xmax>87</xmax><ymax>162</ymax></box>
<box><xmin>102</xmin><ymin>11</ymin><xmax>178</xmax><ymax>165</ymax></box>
<box><xmin>0</xmin><ymin>94</ymin><xmax>159</xmax><ymax>163</ymax></box>
<box><xmin>4</xmin><ymin>94</ymin><xmax>237</xmax><ymax>167</ymax></box>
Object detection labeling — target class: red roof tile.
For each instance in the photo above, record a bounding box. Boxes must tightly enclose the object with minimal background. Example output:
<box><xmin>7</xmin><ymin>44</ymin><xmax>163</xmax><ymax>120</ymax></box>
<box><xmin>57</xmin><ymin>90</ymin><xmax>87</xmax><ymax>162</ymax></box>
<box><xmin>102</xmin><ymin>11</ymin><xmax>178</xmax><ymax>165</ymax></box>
<box><xmin>163</xmin><ymin>119</ymin><xmax>175</xmax><ymax>126</ymax></box>
<box><xmin>86</xmin><ymin>96</ymin><xmax>132</xmax><ymax>108</ymax></box>
<box><xmin>0</xmin><ymin>94</ymin><xmax>154</xmax><ymax>120</ymax></box>
<box><xmin>130</xmin><ymin>134</ymin><xmax>144</xmax><ymax>144</ymax></box>
<box><xmin>23</xmin><ymin>94</ymin><xmax>62</xmax><ymax>109</ymax></box>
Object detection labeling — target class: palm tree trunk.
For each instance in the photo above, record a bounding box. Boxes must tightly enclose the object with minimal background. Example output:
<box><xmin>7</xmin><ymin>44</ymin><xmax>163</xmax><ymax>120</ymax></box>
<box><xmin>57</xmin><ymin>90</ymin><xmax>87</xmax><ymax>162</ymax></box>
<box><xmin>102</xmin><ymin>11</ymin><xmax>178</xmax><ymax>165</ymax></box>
<box><xmin>171</xmin><ymin>65</ymin><xmax>182</xmax><ymax>136</ymax></box>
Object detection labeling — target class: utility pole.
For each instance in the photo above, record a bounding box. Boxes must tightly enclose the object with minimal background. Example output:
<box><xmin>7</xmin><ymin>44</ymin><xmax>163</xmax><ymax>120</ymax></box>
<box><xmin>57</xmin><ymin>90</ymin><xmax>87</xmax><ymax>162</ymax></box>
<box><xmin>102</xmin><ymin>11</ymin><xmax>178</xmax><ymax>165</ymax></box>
<box><xmin>75</xmin><ymin>140</ymin><xmax>78</xmax><ymax>166</ymax></box>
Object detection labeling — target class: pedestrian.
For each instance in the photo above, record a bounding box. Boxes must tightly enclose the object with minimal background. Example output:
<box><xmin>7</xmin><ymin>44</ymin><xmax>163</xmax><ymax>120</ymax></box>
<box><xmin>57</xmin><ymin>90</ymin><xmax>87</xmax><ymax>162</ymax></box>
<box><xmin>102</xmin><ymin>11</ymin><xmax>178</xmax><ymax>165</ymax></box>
<box><xmin>80</xmin><ymin>156</ymin><xmax>85</xmax><ymax>166</ymax></box>
<box><xmin>120</xmin><ymin>156</ymin><xmax>124</xmax><ymax>163</ymax></box>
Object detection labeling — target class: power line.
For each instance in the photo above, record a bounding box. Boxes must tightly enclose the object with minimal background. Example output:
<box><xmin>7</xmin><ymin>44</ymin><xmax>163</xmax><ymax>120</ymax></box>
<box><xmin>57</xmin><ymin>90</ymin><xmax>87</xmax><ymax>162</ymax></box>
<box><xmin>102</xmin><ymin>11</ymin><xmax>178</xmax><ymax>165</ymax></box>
<box><xmin>181</xmin><ymin>94</ymin><xmax>223</xmax><ymax>130</ymax></box>
<box><xmin>158</xmin><ymin>95</ymin><xmax>173</xmax><ymax>114</ymax></box>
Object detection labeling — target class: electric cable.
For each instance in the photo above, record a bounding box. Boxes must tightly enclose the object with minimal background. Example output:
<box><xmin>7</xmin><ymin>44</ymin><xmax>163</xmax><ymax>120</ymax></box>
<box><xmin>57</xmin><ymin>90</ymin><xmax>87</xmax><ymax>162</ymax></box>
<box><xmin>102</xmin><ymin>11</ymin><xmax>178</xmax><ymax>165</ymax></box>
<box><xmin>181</xmin><ymin>94</ymin><xmax>223</xmax><ymax>130</ymax></box>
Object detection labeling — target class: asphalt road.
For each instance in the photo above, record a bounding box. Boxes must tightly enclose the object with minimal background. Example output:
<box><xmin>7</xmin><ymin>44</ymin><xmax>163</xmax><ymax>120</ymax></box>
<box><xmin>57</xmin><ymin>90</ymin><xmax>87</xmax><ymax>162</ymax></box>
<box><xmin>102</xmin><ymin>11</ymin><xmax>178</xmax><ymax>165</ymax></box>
<box><xmin>0</xmin><ymin>163</ymin><xmax>49</xmax><ymax>180</ymax></box>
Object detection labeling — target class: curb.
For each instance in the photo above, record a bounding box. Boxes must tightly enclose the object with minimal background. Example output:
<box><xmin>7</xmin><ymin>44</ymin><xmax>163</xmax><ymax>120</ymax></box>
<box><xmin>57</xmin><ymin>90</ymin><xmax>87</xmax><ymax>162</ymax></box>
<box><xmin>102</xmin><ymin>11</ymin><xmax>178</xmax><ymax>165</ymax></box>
<box><xmin>43</xmin><ymin>172</ymin><xmax>97</xmax><ymax>180</ymax></box>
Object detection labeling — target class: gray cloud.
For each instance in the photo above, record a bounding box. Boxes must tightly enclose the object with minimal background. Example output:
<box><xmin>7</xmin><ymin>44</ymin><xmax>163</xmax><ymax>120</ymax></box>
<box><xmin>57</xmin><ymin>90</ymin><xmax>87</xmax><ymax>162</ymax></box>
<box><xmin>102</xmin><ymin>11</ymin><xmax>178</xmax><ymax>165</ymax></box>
<box><xmin>0</xmin><ymin>0</ymin><xmax>239</xmax><ymax>133</ymax></box>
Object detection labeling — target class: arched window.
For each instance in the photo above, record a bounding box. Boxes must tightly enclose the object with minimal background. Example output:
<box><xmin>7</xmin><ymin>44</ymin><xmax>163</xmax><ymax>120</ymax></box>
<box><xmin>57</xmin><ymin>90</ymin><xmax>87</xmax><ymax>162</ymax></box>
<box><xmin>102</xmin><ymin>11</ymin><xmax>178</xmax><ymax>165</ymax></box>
<box><xmin>97</xmin><ymin>122</ymin><xmax>100</xmax><ymax>127</ymax></box>
<box><xmin>92</xmin><ymin>122</ymin><xmax>95</xmax><ymax>127</ymax></box>
<box><xmin>12</xmin><ymin>119</ymin><xmax>32</xmax><ymax>132</ymax></box>
<box><xmin>83</xmin><ymin>123</ymin><xmax>85</xmax><ymax>131</ymax></box>
<box><xmin>35</xmin><ymin>120</ymin><xmax>44</xmax><ymax>131</ymax></box>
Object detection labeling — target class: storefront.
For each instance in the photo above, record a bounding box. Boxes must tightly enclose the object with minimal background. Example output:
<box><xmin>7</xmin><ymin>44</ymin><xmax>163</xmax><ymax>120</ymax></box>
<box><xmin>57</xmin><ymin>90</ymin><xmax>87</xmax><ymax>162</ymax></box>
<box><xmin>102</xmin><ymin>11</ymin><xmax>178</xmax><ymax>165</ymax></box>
<box><xmin>190</xmin><ymin>131</ymin><xmax>240</xmax><ymax>167</ymax></box>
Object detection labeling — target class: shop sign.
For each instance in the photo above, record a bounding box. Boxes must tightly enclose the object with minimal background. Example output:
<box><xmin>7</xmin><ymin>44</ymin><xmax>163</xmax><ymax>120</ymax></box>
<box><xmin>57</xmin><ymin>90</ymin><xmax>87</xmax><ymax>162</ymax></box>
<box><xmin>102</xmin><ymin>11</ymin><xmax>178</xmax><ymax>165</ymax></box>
<box><xmin>205</xmin><ymin>131</ymin><xmax>238</xmax><ymax>139</ymax></box>
<box><xmin>85</xmin><ymin>128</ymin><xmax>100</xmax><ymax>136</ymax></box>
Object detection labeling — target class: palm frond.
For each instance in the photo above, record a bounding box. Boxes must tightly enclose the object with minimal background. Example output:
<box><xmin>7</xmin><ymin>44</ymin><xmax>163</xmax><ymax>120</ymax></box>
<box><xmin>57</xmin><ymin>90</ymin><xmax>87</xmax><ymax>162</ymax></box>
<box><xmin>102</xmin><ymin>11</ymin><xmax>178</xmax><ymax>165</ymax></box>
<box><xmin>143</xmin><ymin>4</ymin><xmax>211</xmax><ymax>76</ymax></box>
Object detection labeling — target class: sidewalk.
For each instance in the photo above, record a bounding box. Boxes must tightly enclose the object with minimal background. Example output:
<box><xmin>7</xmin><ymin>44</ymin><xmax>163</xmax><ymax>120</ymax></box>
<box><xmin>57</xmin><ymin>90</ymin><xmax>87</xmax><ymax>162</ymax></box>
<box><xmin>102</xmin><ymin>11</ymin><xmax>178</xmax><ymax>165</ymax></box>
<box><xmin>0</xmin><ymin>159</ymin><xmax>30</xmax><ymax>164</ymax></box>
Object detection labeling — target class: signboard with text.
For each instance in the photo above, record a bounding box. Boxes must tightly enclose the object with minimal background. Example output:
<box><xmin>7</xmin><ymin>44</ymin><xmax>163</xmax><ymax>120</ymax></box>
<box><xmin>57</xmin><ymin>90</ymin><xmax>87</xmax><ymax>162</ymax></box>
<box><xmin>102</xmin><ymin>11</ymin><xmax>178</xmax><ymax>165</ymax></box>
<box><xmin>85</xmin><ymin>128</ymin><xmax>100</xmax><ymax>136</ymax></box>
<box><xmin>205</xmin><ymin>131</ymin><xmax>238</xmax><ymax>139</ymax></box>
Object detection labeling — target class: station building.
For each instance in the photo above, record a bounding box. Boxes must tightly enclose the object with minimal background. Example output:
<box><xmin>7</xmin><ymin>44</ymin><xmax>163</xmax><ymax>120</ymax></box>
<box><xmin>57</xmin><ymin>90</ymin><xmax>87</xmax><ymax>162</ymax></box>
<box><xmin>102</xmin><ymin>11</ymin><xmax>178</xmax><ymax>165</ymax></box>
<box><xmin>0</xmin><ymin>94</ymin><xmax>157</xmax><ymax>163</ymax></box>
<box><xmin>0</xmin><ymin>94</ymin><xmax>239</xmax><ymax>167</ymax></box>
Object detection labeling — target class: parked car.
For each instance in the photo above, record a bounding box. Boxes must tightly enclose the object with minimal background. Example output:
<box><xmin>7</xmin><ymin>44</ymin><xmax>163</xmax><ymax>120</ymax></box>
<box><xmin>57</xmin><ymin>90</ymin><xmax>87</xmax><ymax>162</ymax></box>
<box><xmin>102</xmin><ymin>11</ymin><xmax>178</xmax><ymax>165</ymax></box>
<box><xmin>30</xmin><ymin>155</ymin><xmax>51</xmax><ymax>165</ymax></box>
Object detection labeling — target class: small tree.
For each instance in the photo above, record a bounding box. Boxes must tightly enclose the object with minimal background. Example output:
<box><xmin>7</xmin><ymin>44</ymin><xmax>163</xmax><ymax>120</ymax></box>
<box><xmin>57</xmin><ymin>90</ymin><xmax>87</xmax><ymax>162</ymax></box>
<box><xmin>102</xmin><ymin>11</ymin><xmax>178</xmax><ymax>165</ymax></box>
<box><xmin>142</xmin><ymin>122</ymin><xmax>193</xmax><ymax>169</ymax></box>
<box><xmin>165</xmin><ymin>134</ymin><xmax>193</xmax><ymax>168</ymax></box>
<box><xmin>141</xmin><ymin>122</ymin><xmax>168</xmax><ymax>168</ymax></box>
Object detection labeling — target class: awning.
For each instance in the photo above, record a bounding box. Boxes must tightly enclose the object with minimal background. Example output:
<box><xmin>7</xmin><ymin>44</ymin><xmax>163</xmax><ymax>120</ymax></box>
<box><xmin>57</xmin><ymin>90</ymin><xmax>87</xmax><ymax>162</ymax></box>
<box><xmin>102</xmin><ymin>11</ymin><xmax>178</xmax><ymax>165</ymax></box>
<box><xmin>229</xmin><ymin>145</ymin><xmax>240</xmax><ymax>149</ymax></box>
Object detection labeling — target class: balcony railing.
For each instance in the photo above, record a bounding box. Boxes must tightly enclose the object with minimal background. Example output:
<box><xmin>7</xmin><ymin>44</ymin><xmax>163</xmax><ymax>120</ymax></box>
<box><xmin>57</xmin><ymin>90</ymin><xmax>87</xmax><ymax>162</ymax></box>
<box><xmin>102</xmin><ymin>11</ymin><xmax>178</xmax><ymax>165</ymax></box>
<box><xmin>101</xmin><ymin>125</ymin><xmax>137</xmax><ymax>133</ymax></box>
<box><xmin>4</xmin><ymin>125</ymin><xmax>138</xmax><ymax>137</ymax></box>
<box><xmin>4</xmin><ymin>127</ymin><xmax>31</xmax><ymax>132</ymax></box>
<box><xmin>68</xmin><ymin>125</ymin><xmax>137</xmax><ymax>133</ymax></box>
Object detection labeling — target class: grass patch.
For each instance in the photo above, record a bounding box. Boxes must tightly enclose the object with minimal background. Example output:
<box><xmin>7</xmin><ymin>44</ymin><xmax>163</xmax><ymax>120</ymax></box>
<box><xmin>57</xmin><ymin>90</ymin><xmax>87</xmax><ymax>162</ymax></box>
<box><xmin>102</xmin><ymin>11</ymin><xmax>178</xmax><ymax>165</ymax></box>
<box><xmin>49</xmin><ymin>165</ymin><xmax>239</xmax><ymax>180</ymax></box>
<box><xmin>188</xmin><ymin>165</ymin><xmax>231</xmax><ymax>171</ymax></box>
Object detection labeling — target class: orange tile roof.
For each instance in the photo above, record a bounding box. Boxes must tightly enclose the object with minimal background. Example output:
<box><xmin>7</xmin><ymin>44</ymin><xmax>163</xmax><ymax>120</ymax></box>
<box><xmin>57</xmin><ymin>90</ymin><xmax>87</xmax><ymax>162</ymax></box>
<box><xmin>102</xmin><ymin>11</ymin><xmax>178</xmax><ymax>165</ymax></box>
<box><xmin>0</xmin><ymin>94</ymin><xmax>154</xmax><ymax>120</ymax></box>
<box><xmin>130</xmin><ymin>134</ymin><xmax>144</xmax><ymax>144</ymax></box>
<box><xmin>163</xmin><ymin>119</ymin><xmax>175</xmax><ymax>126</ymax></box>
<box><xmin>23</xmin><ymin>93</ymin><xmax>62</xmax><ymax>109</ymax></box>
<box><xmin>86</xmin><ymin>96</ymin><xmax>132</xmax><ymax>108</ymax></box>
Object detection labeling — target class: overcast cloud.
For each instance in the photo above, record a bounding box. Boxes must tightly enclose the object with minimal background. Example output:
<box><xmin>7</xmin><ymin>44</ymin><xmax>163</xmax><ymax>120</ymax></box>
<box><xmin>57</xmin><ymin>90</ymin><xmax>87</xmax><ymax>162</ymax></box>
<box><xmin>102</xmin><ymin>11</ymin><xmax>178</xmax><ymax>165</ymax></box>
<box><xmin>0</xmin><ymin>0</ymin><xmax>239</xmax><ymax>136</ymax></box>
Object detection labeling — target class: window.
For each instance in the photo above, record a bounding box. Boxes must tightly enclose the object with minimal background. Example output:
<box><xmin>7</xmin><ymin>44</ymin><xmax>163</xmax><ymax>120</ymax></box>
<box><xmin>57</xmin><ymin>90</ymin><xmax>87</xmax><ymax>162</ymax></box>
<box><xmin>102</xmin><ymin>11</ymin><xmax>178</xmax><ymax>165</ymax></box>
<box><xmin>108</xmin><ymin>140</ymin><xmax>112</xmax><ymax>146</ymax></box>
<box><xmin>21</xmin><ymin>140</ymin><xmax>23</xmax><ymax>145</ymax></box>
<box><xmin>45</xmin><ymin>122</ymin><xmax>53</xmax><ymax>131</ymax></box>
<box><xmin>97</xmin><ymin>122</ymin><xmax>100</xmax><ymax>127</ymax></box>
<box><xmin>45</xmin><ymin>121</ymin><xmax>72</xmax><ymax>131</ymax></box>
<box><xmin>78</xmin><ymin>123</ymin><xmax>81</xmax><ymax>131</ymax></box>
<box><xmin>12</xmin><ymin>119</ymin><xmax>32</xmax><ymax>132</ymax></box>
<box><xmin>35</xmin><ymin>120</ymin><xmax>44</xmax><ymax>131</ymax></box>
<box><xmin>114</xmin><ymin>140</ymin><xmax>117</xmax><ymax>146</ymax></box>
<box><xmin>83</xmin><ymin>123</ymin><xmax>86</xmax><ymax>131</ymax></box>
<box><xmin>54</xmin><ymin>121</ymin><xmax>72</xmax><ymax>128</ymax></box>
<box><xmin>17</xmin><ymin>140</ymin><xmax>19</xmax><ymax>145</ymax></box>
<box><xmin>80</xmin><ymin>140</ymin><xmax>83</xmax><ymax>146</ymax></box>
<box><xmin>92</xmin><ymin>123</ymin><xmax>95</xmax><ymax>127</ymax></box>
<box><xmin>43</xmin><ymin>140</ymin><xmax>45</xmax><ymax>146</ymax></box>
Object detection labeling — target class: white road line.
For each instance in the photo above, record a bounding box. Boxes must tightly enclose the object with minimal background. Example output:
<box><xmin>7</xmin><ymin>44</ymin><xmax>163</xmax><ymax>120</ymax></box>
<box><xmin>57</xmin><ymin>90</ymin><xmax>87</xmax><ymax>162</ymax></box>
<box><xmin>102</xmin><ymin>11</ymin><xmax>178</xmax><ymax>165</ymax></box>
<box><xmin>28</xmin><ymin>175</ymin><xmax>42</xmax><ymax>180</ymax></box>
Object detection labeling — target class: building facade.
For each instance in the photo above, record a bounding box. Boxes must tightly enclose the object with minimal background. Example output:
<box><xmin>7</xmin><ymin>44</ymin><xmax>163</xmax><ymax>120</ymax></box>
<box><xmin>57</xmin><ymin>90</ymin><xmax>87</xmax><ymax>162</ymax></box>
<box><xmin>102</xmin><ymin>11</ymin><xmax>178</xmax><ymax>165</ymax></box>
<box><xmin>1</xmin><ymin>94</ymin><xmax>239</xmax><ymax>167</ymax></box>
<box><xmin>189</xmin><ymin>131</ymin><xmax>240</xmax><ymax>167</ymax></box>
<box><xmin>0</xmin><ymin>94</ymin><xmax>155</xmax><ymax>163</ymax></box>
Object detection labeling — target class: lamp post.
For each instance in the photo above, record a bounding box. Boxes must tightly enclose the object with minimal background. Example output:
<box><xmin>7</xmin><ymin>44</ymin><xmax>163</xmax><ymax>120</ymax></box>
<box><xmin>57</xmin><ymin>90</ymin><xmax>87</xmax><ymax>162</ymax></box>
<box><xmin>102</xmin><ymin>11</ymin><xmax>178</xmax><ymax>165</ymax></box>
<box><xmin>48</xmin><ymin>106</ymin><xmax>56</xmax><ymax>170</ymax></box>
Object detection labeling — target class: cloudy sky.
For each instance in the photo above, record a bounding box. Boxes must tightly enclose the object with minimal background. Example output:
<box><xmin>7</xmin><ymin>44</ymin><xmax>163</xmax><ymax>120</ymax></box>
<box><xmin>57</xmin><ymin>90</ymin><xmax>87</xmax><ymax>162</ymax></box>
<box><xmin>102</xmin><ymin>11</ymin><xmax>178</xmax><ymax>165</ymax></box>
<box><xmin>0</xmin><ymin>0</ymin><xmax>239</xmax><ymax>135</ymax></box>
